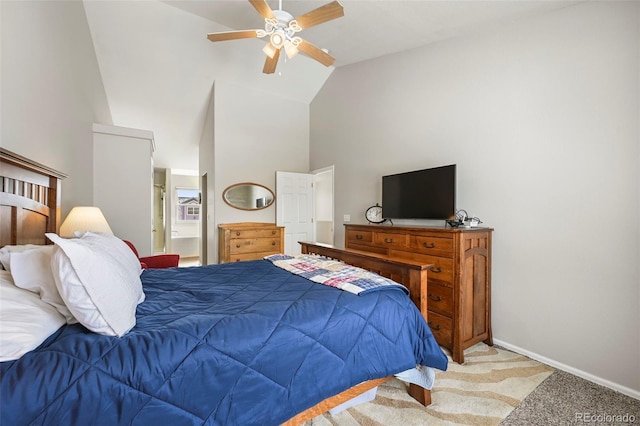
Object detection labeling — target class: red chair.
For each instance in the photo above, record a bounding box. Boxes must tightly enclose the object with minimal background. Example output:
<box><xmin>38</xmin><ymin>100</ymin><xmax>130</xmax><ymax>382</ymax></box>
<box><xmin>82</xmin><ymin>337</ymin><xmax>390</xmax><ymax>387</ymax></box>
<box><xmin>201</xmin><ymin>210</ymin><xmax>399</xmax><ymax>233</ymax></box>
<box><xmin>123</xmin><ymin>240</ymin><xmax>180</xmax><ymax>269</ymax></box>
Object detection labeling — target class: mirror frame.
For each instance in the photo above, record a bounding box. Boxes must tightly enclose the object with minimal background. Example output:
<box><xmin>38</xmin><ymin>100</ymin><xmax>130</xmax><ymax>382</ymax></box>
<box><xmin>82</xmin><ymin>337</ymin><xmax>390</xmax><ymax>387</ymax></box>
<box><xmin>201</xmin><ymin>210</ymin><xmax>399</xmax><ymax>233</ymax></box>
<box><xmin>222</xmin><ymin>182</ymin><xmax>275</xmax><ymax>211</ymax></box>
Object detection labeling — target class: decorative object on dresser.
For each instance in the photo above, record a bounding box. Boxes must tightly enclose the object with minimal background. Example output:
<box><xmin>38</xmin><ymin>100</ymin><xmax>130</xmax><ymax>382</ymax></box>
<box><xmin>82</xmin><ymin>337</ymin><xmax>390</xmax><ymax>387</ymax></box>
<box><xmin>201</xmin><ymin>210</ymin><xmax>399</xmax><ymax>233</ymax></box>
<box><xmin>365</xmin><ymin>203</ymin><xmax>387</xmax><ymax>224</ymax></box>
<box><xmin>344</xmin><ymin>224</ymin><xmax>493</xmax><ymax>364</ymax></box>
<box><xmin>218</xmin><ymin>222</ymin><xmax>284</xmax><ymax>263</ymax></box>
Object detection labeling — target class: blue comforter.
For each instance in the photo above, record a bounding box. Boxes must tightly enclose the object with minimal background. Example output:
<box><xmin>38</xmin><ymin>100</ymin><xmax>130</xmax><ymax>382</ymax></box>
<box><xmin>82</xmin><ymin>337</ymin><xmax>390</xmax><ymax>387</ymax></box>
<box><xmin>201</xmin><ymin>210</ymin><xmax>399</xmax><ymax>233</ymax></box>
<box><xmin>1</xmin><ymin>260</ymin><xmax>447</xmax><ymax>425</ymax></box>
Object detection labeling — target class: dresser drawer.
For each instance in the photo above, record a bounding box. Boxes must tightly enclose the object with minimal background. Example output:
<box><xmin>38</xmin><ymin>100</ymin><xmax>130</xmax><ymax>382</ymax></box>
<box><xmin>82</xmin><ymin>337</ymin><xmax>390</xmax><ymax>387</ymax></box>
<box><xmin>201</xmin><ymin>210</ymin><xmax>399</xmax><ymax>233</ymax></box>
<box><xmin>228</xmin><ymin>251</ymin><xmax>279</xmax><ymax>262</ymax></box>
<box><xmin>230</xmin><ymin>229</ymin><xmax>281</xmax><ymax>239</ymax></box>
<box><xmin>426</xmin><ymin>283</ymin><xmax>453</xmax><ymax>317</ymax></box>
<box><xmin>346</xmin><ymin>229</ymin><xmax>373</xmax><ymax>245</ymax></box>
<box><xmin>390</xmin><ymin>251</ymin><xmax>454</xmax><ymax>286</ymax></box>
<box><xmin>426</xmin><ymin>311</ymin><xmax>453</xmax><ymax>348</ymax></box>
<box><xmin>229</xmin><ymin>238</ymin><xmax>281</xmax><ymax>254</ymax></box>
<box><xmin>412</xmin><ymin>235</ymin><xmax>453</xmax><ymax>256</ymax></box>
<box><xmin>373</xmin><ymin>232</ymin><xmax>409</xmax><ymax>250</ymax></box>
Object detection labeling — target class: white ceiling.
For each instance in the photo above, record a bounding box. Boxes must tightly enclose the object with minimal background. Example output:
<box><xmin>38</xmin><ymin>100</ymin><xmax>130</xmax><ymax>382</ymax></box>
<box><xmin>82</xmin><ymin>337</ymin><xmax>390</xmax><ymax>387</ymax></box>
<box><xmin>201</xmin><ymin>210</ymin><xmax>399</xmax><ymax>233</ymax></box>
<box><xmin>164</xmin><ymin>0</ymin><xmax>582</xmax><ymax>67</ymax></box>
<box><xmin>84</xmin><ymin>0</ymin><xmax>583</xmax><ymax>171</ymax></box>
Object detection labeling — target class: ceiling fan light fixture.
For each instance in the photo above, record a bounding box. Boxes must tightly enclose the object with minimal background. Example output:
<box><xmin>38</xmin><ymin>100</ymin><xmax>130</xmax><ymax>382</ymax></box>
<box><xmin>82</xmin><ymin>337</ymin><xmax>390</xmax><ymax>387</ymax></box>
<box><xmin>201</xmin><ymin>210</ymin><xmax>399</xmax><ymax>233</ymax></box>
<box><xmin>262</xmin><ymin>42</ymin><xmax>278</xmax><ymax>58</ymax></box>
<box><xmin>284</xmin><ymin>40</ymin><xmax>298</xmax><ymax>59</ymax></box>
<box><xmin>270</xmin><ymin>31</ymin><xmax>285</xmax><ymax>49</ymax></box>
<box><xmin>207</xmin><ymin>0</ymin><xmax>345</xmax><ymax>74</ymax></box>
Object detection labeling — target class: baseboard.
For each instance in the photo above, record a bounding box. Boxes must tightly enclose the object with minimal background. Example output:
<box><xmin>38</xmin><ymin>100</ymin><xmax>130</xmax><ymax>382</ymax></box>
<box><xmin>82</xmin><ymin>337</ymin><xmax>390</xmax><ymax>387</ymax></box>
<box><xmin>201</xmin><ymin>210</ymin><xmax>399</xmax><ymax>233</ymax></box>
<box><xmin>493</xmin><ymin>339</ymin><xmax>640</xmax><ymax>401</ymax></box>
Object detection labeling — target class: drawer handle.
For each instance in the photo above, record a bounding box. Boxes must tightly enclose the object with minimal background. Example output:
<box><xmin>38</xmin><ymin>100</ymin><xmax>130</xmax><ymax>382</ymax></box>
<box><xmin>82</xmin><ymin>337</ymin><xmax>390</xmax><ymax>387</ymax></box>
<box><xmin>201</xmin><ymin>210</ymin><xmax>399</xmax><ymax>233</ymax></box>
<box><xmin>428</xmin><ymin>265</ymin><xmax>442</xmax><ymax>273</ymax></box>
<box><xmin>356</xmin><ymin>234</ymin><xmax>363</xmax><ymax>240</ymax></box>
<box><xmin>384</xmin><ymin>238</ymin><xmax>393</xmax><ymax>243</ymax></box>
<box><xmin>271</xmin><ymin>231</ymin><xmax>276</xmax><ymax>235</ymax></box>
<box><xmin>428</xmin><ymin>293</ymin><xmax>442</xmax><ymax>302</ymax></box>
<box><xmin>235</xmin><ymin>232</ymin><xmax>241</xmax><ymax>236</ymax></box>
<box><xmin>428</xmin><ymin>322</ymin><xmax>441</xmax><ymax>332</ymax></box>
<box><xmin>423</xmin><ymin>242</ymin><xmax>435</xmax><ymax>248</ymax></box>
<box><xmin>272</xmin><ymin>241</ymin><xmax>276</xmax><ymax>246</ymax></box>
<box><xmin>235</xmin><ymin>244</ymin><xmax>241</xmax><ymax>248</ymax></box>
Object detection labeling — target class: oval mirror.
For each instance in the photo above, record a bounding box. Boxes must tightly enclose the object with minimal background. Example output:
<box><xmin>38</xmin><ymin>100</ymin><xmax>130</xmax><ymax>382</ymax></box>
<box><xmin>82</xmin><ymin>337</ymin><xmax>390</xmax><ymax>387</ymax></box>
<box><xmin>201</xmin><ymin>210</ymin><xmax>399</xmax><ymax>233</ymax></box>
<box><xmin>222</xmin><ymin>182</ymin><xmax>275</xmax><ymax>211</ymax></box>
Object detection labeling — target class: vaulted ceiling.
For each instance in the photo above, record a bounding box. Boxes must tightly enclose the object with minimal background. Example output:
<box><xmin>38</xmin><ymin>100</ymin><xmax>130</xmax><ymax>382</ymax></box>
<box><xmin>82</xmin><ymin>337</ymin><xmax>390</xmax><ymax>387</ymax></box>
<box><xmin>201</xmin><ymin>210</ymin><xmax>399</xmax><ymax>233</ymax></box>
<box><xmin>166</xmin><ymin>0</ymin><xmax>581</xmax><ymax>67</ymax></box>
<box><xmin>83</xmin><ymin>0</ymin><xmax>581</xmax><ymax>171</ymax></box>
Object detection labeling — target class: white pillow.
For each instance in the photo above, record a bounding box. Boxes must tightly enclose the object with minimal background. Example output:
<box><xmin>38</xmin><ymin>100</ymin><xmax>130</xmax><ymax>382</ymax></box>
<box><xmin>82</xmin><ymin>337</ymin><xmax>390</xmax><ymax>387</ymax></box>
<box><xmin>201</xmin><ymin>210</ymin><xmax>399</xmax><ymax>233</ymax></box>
<box><xmin>9</xmin><ymin>245</ymin><xmax>76</xmax><ymax>324</ymax></box>
<box><xmin>0</xmin><ymin>244</ymin><xmax>44</xmax><ymax>271</ymax></box>
<box><xmin>0</xmin><ymin>270</ymin><xmax>66</xmax><ymax>362</ymax></box>
<box><xmin>46</xmin><ymin>232</ymin><xmax>144</xmax><ymax>337</ymax></box>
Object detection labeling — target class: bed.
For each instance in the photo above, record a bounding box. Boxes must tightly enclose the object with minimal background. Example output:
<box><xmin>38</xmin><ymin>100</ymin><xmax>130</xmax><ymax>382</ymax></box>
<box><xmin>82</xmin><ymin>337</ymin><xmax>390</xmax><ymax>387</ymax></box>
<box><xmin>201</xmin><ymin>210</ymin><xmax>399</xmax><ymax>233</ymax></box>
<box><xmin>0</xmin><ymin>148</ymin><xmax>448</xmax><ymax>425</ymax></box>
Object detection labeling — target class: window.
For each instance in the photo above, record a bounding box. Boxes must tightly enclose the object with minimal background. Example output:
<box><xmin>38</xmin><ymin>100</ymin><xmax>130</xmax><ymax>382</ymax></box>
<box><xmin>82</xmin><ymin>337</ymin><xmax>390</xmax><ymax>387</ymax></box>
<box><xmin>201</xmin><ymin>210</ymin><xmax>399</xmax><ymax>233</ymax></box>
<box><xmin>176</xmin><ymin>188</ymin><xmax>200</xmax><ymax>221</ymax></box>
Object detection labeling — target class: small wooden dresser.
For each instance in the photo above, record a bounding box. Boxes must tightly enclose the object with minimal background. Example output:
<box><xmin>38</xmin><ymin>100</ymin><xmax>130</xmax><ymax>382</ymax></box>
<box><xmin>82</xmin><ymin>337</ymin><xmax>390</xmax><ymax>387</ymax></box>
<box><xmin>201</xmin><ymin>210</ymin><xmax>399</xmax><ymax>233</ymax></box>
<box><xmin>344</xmin><ymin>224</ymin><xmax>493</xmax><ymax>363</ymax></box>
<box><xmin>218</xmin><ymin>222</ymin><xmax>284</xmax><ymax>263</ymax></box>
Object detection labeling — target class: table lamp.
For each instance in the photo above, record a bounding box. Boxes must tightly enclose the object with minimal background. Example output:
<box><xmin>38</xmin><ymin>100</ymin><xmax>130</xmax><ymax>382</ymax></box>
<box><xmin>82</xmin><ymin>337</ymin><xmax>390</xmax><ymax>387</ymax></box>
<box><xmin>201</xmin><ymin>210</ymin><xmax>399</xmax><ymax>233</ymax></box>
<box><xmin>59</xmin><ymin>206</ymin><xmax>113</xmax><ymax>238</ymax></box>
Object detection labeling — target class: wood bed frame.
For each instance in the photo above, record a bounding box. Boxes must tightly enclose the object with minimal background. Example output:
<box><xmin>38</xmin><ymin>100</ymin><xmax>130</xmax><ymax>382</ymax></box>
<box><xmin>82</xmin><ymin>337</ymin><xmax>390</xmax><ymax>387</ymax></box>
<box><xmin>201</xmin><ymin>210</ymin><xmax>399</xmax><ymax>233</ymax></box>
<box><xmin>299</xmin><ymin>242</ymin><xmax>433</xmax><ymax>407</ymax></box>
<box><xmin>0</xmin><ymin>149</ymin><xmax>432</xmax><ymax>425</ymax></box>
<box><xmin>283</xmin><ymin>242</ymin><xmax>435</xmax><ymax>425</ymax></box>
<box><xmin>0</xmin><ymin>148</ymin><xmax>66</xmax><ymax>246</ymax></box>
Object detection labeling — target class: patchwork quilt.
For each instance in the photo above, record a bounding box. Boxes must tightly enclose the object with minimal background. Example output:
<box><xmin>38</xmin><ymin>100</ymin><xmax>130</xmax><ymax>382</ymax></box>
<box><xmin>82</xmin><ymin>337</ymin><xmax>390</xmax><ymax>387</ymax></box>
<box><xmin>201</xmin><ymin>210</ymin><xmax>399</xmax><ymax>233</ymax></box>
<box><xmin>1</xmin><ymin>259</ymin><xmax>447</xmax><ymax>426</ymax></box>
<box><xmin>265</xmin><ymin>253</ymin><xmax>409</xmax><ymax>295</ymax></box>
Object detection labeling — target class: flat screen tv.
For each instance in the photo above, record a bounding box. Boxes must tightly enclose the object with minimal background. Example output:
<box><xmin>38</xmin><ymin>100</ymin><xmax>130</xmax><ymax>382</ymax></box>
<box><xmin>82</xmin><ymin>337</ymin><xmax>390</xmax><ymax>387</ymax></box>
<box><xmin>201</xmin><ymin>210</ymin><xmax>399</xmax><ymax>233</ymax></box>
<box><xmin>382</xmin><ymin>164</ymin><xmax>456</xmax><ymax>220</ymax></box>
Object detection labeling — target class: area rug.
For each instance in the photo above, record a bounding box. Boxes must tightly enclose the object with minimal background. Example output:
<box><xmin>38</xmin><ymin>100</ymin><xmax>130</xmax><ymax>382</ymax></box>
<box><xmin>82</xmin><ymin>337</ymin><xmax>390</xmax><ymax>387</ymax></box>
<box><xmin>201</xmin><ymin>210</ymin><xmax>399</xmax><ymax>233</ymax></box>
<box><xmin>304</xmin><ymin>343</ymin><xmax>554</xmax><ymax>426</ymax></box>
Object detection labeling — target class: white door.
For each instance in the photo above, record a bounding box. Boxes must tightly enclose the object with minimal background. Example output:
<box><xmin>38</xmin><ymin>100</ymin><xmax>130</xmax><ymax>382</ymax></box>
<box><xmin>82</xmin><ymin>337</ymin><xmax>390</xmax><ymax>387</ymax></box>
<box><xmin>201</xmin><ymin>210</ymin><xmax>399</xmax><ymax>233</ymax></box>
<box><xmin>276</xmin><ymin>171</ymin><xmax>315</xmax><ymax>255</ymax></box>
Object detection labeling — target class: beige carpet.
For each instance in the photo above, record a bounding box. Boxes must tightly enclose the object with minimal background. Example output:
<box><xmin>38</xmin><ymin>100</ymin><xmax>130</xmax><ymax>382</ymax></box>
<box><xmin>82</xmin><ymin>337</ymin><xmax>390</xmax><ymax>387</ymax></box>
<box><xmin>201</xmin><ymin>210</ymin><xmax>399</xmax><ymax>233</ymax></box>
<box><xmin>305</xmin><ymin>343</ymin><xmax>554</xmax><ymax>426</ymax></box>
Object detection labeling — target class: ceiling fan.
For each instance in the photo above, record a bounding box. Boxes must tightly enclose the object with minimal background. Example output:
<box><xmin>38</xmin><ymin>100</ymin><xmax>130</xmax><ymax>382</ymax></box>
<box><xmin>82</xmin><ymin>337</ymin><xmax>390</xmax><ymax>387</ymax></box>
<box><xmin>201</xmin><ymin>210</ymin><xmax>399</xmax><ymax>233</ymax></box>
<box><xmin>207</xmin><ymin>0</ymin><xmax>344</xmax><ymax>74</ymax></box>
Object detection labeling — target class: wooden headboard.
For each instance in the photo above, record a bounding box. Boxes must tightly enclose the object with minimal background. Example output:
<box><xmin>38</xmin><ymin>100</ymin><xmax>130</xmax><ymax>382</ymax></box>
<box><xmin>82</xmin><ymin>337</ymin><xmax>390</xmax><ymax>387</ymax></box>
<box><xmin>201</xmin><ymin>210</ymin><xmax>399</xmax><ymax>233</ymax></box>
<box><xmin>0</xmin><ymin>148</ymin><xmax>66</xmax><ymax>247</ymax></box>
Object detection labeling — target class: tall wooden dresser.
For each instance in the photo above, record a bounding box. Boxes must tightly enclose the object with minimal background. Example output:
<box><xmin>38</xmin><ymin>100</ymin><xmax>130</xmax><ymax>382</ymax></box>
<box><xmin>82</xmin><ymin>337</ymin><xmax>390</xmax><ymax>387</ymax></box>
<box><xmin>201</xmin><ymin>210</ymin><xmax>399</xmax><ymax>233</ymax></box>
<box><xmin>218</xmin><ymin>222</ymin><xmax>284</xmax><ymax>263</ymax></box>
<box><xmin>344</xmin><ymin>224</ymin><xmax>493</xmax><ymax>363</ymax></box>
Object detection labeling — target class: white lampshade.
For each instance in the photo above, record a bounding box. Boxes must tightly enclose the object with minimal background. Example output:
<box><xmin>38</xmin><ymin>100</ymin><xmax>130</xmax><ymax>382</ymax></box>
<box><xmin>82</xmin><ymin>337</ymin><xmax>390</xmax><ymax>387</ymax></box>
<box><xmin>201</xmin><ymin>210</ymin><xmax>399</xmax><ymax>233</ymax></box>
<box><xmin>283</xmin><ymin>40</ymin><xmax>298</xmax><ymax>59</ymax></box>
<box><xmin>262</xmin><ymin>42</ymin><xmax>278</xmax><ymax>59</ymax></box>
<box><xmin>59</xmin><ymin>206</ymin><xmax>113</xmax><ymax>238</ymax></box>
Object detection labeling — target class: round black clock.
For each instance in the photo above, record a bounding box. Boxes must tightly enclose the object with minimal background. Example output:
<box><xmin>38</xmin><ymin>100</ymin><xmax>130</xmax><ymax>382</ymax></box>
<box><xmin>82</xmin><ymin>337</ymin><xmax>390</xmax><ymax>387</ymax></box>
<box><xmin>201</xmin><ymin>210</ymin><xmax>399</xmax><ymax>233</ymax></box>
<box><xmin>365</xmin><ymin>203</ymin><xmax>386</xmax><ymax>224</ymax></box>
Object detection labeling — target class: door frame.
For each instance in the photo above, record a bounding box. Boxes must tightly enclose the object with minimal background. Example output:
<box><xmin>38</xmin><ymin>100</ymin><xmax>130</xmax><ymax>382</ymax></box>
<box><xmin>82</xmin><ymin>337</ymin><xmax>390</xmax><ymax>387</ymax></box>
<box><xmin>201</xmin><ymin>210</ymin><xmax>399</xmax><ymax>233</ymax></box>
<box><xmin>276</xmin><ymin>166</ymin><xmax>334</xmax><ymax>254</ymax></box>
<box><xmin>311</xmin><ymin>165</ymin><xmax>334</xmax><ymax>245</ymax></box>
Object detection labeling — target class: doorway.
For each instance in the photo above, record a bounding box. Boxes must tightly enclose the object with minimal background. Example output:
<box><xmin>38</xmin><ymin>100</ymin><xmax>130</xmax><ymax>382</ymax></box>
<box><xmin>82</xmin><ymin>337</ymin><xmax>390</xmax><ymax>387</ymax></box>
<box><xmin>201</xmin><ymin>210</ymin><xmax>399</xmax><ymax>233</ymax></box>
<box><xmin>200</xmin><ymin>172</ymin><xmax>208</xmax><ymax>265</ymax></box>
<box><xmin>275</xmin><ymin>166</ymin><xmax>334</xmax><ymax>255</ymax></box>
<box><xmin>312</xmin><ymin>166</ymin><xmax>334</xmax><ymax>245</ymax></box>
<box><xmin>152</xmin><ymin>184</ymin><xmax>166</xmax><ymax>254</ymax></box>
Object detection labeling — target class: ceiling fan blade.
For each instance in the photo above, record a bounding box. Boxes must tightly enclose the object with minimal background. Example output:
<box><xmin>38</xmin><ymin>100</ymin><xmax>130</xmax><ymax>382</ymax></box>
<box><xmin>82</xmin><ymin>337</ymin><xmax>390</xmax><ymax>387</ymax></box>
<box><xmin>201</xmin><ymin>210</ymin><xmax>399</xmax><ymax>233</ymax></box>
<box><xmin>207</xmin><ymin>30</ymin><xmax>261</xmax><ymax>42</ymax></box>
<box><xmin>263</xmin><ymin>49</ymin><xmax>280</xmax><ymax>74</ymax></box>
<box><xmin>295</xmin><ymin>1</ymin><xmax>344</xmax><ymax>30</ymax></box>
<box><xmin>297</xmin><ymin>40</ymin><xmax>335</xmax><ymax>67</ymax></box>
<box><xmin>249</xmin><ymin>0</ymin><xmax>275</xmax><ymax>19</ymax></box>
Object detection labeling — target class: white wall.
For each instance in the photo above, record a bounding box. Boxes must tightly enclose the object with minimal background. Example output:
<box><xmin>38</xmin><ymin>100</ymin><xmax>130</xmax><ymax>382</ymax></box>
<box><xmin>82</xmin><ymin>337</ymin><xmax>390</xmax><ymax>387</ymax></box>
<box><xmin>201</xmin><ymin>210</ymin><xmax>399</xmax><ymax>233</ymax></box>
<box><xmin>1</xmin><ymin>1</ymin><xmax>112</xmax><ymax>218</ymax></box>
<box><xmin>310</xmin><ymin>1</ymin><xmax>639</xmax><ymax>395</ymax></box>
<box><xmin>82</xmin><ymin>0</ymin><xmax>332</xmax><ymax>171</ymax></box>
<box><xmin>93</xmin><ymin>124</ymin><xmax>155</xmax><ymax>256</ymax></box>
<box><xmin>199</xmin><ymin>85</ymin><xmax>216</xmax><ymax>265</ymax></box>
<box><xmin>209</xmin><ymin>81</ymin><xmax>310</xmax><ymax>262</ymax></box>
